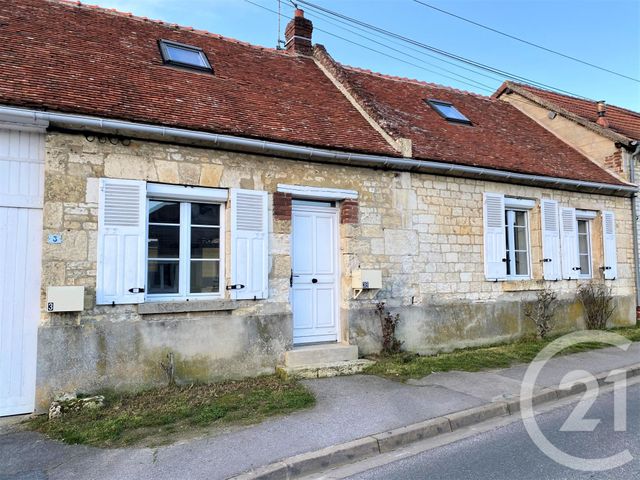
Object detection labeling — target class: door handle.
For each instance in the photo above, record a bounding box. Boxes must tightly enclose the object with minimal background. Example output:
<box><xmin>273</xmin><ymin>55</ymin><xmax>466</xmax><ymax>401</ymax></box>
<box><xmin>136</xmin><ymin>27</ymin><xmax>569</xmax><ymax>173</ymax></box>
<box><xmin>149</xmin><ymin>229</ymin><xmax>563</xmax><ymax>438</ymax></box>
<box><xmin>312</xmin><ymin>278</ymin><xmax>318</xmax><ymax>284</ymax></box>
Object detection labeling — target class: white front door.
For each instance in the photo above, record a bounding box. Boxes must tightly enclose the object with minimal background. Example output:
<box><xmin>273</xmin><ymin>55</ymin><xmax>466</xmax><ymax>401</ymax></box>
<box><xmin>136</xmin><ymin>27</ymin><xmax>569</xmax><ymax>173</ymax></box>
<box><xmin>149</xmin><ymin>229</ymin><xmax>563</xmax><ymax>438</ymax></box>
<box><xmin>0</xmin><ymin>128</ymin><xmax>44</xmax><ymax>417</ymax></box>
<box><xmin>291</xmin><ymin>201</ymin><xmax>339</xmax><ymax>344</ymax></box>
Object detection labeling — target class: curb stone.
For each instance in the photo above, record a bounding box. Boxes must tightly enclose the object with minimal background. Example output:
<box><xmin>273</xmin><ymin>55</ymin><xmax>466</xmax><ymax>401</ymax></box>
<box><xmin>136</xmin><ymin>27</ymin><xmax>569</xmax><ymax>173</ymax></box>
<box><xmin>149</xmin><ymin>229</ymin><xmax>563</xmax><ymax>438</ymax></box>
<box><xmin>228</xmin><ymin>362</ymin><xmax>640</xmax><ymax>480</ymax></box>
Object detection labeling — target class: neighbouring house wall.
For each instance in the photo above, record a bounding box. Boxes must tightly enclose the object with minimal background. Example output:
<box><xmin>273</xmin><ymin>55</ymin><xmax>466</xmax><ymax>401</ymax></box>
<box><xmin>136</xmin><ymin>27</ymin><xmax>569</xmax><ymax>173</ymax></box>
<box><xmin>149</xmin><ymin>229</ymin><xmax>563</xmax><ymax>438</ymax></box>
<box><xmin>501</xmin><ymin>93</ymin><xmax>627</xmax><ymax>180</ymax></box>
<box><xmin>37</xmin><ymin>131</ymin><xmax>636</xmax><ymax>407</ymax></box>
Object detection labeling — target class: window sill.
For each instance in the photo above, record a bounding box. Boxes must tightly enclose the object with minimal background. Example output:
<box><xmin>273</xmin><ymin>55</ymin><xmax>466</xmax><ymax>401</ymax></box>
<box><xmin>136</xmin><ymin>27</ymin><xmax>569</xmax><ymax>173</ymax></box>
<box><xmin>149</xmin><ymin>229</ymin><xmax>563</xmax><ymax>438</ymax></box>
<box><xmin>138</xmin><ymin>299</ymin><xmax>250</xmax><ymax>315</ymax></box>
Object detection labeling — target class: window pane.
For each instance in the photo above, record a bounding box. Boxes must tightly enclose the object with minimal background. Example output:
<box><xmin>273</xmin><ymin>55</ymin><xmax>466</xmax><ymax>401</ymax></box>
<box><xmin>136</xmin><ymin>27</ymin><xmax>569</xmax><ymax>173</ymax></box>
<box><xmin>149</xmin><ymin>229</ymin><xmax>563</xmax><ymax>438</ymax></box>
<box><xmin>515</xmin><ymin>252</ymin><xmax>529</xmax><ymax>276</ymax></box>
<box><xmin>147</xmin><ymin>261</ymin><xmax>179</xmax><ymax>294</ymax></box>
<box><xmin>578</xmin><ymin>233</ymin><xmax>589</xmax><ymax>255</ymax></box>
<box><xmin>514</xmin><ymin>226</ymin><xmax>527</xmax><ymax>251</ymax></box>
<box><xmin>190</xmin><ymin>261</ymin><xmax>220</xmax><ymax>293</ymax></box>
<box><xmin>191</xmin><ymin>227</ymin><xmax>220</xmax><ymax>259</ymax></box>
<box><xmin>148</xmin><ymin>225</ymin><xmax>180</xmax><ymax>258</ymax></box>
<box><xmin>149</xmin><ymin>201</ymin><xmax>179</xmax><ymax>224</ymax></box>
<box><xmin>577</xmin><ymin>220</ymin><xmax>588</xmax><ymax>234</ymax></box>
<box><xmin>580</xmin><ymin>254</ymin><xmax>591</xmax><ymax>275</ymax></box>
<box><xmin>514</xmin><ymin>211</ymin><xmax>526</xmax><ymax>227</ymax></box>
<box><xmin>166</xmin><ymin>44</ymin><xmax>207</xmax><ymax>67</ymax></box>
<box><xmin>191</xmin><ymin>203</ymin><xmax>220</xmax><ymax>226</ymax></box>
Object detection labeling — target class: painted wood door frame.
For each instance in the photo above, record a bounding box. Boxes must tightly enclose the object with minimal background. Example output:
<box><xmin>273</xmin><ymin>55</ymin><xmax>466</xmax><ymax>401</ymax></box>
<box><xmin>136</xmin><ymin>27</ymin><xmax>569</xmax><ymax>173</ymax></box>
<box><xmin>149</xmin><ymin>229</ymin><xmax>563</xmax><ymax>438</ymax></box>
<box><xmin>290</xmin><ymin>201</ymin><xmax>341</xmax><ymax>345</ymax></box>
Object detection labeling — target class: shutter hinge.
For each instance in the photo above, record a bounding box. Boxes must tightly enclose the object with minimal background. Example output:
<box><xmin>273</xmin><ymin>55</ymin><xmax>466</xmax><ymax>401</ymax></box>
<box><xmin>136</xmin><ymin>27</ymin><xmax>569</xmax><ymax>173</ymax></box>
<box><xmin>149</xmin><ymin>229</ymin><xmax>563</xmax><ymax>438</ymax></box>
<box><xmin>128</xmin><ymin>287</ymin><xmax>145</xmax><ymax>293</ymax></box>
<box><xmin>541</xmin><ymin>258</ymin><xmax>552</xmax><ymax>263</ymax></box>
<box><xmin>601</xmin><ymin>266</ymin><xmax>612</xmax><ymax>271</ymax></box>
<box><xmin>226</xmin><ymin>284</ymin><xmax>246</xmax><ymax>290</ymax></box>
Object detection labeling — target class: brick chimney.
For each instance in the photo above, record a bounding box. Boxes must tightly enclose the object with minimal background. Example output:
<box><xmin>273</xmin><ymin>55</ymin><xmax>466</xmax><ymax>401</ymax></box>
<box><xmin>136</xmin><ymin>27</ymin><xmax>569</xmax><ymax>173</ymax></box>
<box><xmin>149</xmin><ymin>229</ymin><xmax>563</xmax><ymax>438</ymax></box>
<box><xmin>285</xmin><ymin>9</ymin><xmax>313</xmax><ymax>55</ymax></box>
<box><xmin>596</xmin><ymin>100</ymin><xmax>610</xmax><ymax>128</ymax></box>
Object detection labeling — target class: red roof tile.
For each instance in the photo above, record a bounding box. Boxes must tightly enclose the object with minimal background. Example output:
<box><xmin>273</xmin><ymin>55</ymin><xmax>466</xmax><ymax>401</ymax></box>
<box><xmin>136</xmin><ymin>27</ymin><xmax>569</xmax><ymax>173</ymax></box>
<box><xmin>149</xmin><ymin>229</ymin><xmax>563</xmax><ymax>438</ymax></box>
<box><xmin>502</xmin><ymin>82</ymin><xmax>640</xmax><ymax>141</ymax></box>
<box><xmin>341</xmin><ymin>68</ymin><xmax>624</xmax><ymax>185</ymax></box>
<box><xmin>0</xmin><ymin>0</ymin><xmax>396</xmax><ymax>156</ymax></box>
<box><xmin>0</xmin><ymin>0</ymin><xmax>627</xmax><ymax>187</ymax></box>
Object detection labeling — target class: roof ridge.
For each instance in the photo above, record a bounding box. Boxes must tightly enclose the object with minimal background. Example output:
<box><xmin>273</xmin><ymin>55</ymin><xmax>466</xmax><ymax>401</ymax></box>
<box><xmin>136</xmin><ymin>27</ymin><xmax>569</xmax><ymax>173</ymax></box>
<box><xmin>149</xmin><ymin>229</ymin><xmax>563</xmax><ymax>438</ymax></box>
<box><xmin>50</xmin><ymin>0</ymin><xmax>288</xmax><ymax>55</ymax></box>
<box><xmin>342</xmin><ymin>64</ymin><xmax>492</xmax><ymax>100</ymax></box>
<box><xmin>512</xmin><ymin>81</ymin><xmax>640</xmax><ymax>117</ymax></box>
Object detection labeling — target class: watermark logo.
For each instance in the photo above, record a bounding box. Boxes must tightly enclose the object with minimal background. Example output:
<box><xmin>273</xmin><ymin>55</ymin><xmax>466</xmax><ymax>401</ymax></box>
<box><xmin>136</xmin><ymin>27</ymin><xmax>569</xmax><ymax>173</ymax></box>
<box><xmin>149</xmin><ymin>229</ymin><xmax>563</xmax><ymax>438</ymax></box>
<box><xmin>520</xmin><ymin>330</ymin><xmax>632</xmax><ymax>472</ymax></box>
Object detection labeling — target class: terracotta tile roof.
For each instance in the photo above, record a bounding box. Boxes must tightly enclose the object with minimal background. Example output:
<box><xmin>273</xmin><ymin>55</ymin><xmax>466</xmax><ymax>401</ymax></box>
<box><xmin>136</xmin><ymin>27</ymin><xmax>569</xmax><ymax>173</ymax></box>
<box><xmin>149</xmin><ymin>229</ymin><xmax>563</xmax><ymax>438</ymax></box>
<box><xmin>0</xmin><ymin>0</ymin><xmax>627</xmax><ymax>187</ymax></box>
<box><xmin>497</xmin><ymin>82</ymin><xmax>640</xmax><ymax>141</ymax></box>
<box><xmin>341</xmin><ymin>67</ymin><xmax>625</xmax><ymax>185</ymax></box>
<box><xmin>0</xmin><ymin>0</ymin><xmax>397</xmax><ymax>156</ymax></box>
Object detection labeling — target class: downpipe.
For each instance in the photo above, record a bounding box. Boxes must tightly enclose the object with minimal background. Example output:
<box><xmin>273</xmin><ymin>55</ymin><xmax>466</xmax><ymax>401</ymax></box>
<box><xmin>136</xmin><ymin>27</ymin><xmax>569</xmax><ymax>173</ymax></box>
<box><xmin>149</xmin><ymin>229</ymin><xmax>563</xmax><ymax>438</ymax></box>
<box><xmin>630</xmin><ymin>142</ymin><xmax>640</xmax><ymax>324</ymax></box>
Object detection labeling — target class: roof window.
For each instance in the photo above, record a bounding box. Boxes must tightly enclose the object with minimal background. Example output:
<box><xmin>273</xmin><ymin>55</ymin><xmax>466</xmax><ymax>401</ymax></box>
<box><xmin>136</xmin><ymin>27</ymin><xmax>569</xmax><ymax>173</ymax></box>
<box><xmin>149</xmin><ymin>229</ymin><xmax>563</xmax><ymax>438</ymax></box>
<box><xmin>159</xmin><ymin>39</ymin><xmax>212</xmax><ymax>72</ymax></box>
<box><xmin>426</xmin><ymin>99</ymin><xmax>471</xmax><ymax>124</ymax></box>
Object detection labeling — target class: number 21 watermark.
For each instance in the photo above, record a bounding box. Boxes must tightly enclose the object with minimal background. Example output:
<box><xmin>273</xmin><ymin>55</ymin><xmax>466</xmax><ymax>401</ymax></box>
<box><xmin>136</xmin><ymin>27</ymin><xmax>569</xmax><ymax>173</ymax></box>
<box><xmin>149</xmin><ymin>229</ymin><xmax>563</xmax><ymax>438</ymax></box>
<box><xmin>521</xmin><ymin>330</ymin><xmax>634</xmax><ymax>472</ymax></box>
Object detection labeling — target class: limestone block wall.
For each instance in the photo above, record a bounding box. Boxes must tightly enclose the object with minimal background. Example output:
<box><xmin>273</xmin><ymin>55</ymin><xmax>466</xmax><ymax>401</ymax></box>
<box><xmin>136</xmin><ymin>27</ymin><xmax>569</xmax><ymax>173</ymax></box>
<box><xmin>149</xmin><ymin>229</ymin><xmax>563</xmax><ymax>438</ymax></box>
<box><xmin>37</xmin><ymin>131</ymin><xmax>636</xmax><ymax>404</ymax></box>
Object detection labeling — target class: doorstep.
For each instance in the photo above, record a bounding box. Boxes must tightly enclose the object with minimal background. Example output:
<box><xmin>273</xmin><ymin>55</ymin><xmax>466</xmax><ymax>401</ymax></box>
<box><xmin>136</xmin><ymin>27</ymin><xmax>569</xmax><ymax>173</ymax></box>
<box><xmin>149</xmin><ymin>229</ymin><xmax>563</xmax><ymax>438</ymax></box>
<box><xmin>277</xmin><ymin>343</ymin><xmax>374</xmax><ymax>380</ymax></box>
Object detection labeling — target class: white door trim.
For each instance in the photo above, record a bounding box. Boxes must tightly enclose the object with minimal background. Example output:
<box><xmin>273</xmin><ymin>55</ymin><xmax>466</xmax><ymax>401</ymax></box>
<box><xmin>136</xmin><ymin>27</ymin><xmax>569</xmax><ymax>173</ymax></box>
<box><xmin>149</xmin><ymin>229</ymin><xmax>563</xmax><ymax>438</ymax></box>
<box><xmin>291</xmin><ymin>202</ymin><xmax>341</xmax><ymax>345</ymax></box>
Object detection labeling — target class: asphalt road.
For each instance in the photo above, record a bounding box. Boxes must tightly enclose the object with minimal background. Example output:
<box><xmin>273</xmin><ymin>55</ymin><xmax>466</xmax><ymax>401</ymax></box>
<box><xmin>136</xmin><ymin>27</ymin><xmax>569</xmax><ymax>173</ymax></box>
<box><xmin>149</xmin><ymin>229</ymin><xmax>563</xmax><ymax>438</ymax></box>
<box><xmin>346</xmin><ymin>383</ymin><xmax>640</xmax><ymax>480</ymax></box>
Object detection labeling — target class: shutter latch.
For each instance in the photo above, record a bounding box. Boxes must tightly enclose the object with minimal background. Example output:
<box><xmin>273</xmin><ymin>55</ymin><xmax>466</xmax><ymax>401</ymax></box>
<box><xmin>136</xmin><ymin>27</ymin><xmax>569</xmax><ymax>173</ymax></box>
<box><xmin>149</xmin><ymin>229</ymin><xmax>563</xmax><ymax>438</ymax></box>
<box><xmin>226</xmin><ymin>284</ymin><xmax>246</xmax><ymax>290</ymax></box>
<box><xmin>128</xmin><ymin>287</ymin><xmax>145</xmax><ymax>293</ymax></box>
<box><xmin>541</xmin><ymin>258</ymin><xmax>552</xmax><ymax>263</ymax></box>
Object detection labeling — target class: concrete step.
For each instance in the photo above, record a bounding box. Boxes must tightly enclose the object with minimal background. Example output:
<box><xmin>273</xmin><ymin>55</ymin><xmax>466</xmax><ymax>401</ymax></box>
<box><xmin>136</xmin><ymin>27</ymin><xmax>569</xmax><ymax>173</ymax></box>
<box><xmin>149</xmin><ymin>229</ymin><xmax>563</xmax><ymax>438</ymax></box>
<box><xmin>277</xmin><ymin>359</ymin><xmax>375</xmax><ymax>380</ymax></box>
<box><xmin>284</xmin><ymin>343</ymin><xmax>358</xmax><ymax>368</ymax></box>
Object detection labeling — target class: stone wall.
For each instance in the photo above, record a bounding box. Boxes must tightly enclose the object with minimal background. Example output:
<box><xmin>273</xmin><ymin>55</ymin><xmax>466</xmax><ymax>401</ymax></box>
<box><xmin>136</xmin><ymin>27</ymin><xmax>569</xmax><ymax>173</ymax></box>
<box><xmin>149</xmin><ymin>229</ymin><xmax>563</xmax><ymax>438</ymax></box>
<box><xmin>37</xmin><ymin>130</ymin><xmax>636</xmax><ymax>406</ymax></box>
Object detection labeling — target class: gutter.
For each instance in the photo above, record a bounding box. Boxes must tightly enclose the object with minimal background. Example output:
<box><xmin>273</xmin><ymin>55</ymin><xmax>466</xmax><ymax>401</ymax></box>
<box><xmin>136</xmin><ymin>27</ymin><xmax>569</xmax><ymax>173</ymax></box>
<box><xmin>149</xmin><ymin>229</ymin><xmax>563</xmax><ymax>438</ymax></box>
<box><xmin>630</xmin><ymin>142</ymin><xmax>640</xmax><ymax>319</ymax></box>
<box><xmin>0</xmin><ymin>104</ymin><xmax>636</xmax><ymax>197</ymax></box>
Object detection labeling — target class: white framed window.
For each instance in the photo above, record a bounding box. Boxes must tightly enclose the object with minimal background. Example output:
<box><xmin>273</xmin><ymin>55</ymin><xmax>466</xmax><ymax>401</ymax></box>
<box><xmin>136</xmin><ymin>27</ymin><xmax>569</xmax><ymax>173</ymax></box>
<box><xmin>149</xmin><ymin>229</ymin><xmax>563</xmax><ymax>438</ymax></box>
<box><xmin>483</xmin><ymin>193</ymin><xmax>533</xmax><ymax>281</ymax></box>
<box><xmin>146</xmin><ymin>199</ymin><xmax>224</xmax><ymax>300</ymax></box>
<box><xmin>97</xmin><ymin>179</ymin><xmax>269</xmax><ymax>305</ymax></box>
<box><xmin>576</xmin><ymin>218</ymin><xmax>592</xmax><ymax>278</ymax></box>
<box><xmin>504</xmin><ymin>208</ymin><xmax>531</xmax><ymax>278</ymax></box>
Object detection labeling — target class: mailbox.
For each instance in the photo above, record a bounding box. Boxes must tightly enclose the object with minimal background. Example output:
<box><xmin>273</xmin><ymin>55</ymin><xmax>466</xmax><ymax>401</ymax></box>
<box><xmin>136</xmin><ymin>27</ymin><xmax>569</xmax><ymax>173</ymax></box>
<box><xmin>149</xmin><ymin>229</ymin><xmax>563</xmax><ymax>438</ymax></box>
<box><xmin>352</xmin><ymin>269</ymin><xmax>382</xmax><ymax>290</ymax></box>
<box><xmin>46</xmin><ymin>286</ymin><xmax>85</xmax><ymax>312</ymax></box>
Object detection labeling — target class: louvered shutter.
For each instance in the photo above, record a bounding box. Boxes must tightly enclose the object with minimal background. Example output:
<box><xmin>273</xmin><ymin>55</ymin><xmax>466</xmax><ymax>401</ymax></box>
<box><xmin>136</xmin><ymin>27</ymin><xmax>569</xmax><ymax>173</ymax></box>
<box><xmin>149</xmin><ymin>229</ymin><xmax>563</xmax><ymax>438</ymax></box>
<box><xmin>96</xmin><ymin>178</ymin><xmax>146</xmax><ymax>305</ymax></box>
<box><xmin>560</xmin><ymin>207</ymin><xmax>580</xmax><ymax>280</ymax></box>
<box><xmin>541</xmin><ymin>199</ymin><xmax>561</xmax><ymax>280</ymax></box>
<box><xmin>230</xmin><ymin>189</ymin><xmax>268</xmax><ymax>300</ymax></box>
<box><xmin>483</xmin><ymin>192</ymin><xmax>507</xmax><ymax>280</ymax></box>
<box><xmin>602</xmin><ymin>211</ymin><xmax>617</xmax><ymax>280</ymax></box>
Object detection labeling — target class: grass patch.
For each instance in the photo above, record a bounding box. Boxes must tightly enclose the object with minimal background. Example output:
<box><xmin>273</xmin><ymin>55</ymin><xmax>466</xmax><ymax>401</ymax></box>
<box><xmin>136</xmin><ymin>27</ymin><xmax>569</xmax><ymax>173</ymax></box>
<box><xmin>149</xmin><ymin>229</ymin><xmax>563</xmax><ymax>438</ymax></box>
<box><xmin>365</xmin><ymin>326</ymin><xmax>640</xmax><ymax>381</ymax></box>
<box><xmin>26</xmin><ymin>376</ymin><xmax>315</xmax><ymax>448</ymax></box>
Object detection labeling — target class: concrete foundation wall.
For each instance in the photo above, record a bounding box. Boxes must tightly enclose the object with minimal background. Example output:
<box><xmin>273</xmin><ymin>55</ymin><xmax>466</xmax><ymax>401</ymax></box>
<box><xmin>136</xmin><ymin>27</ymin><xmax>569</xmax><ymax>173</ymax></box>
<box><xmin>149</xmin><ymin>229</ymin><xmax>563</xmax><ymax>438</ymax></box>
<box><xmin>37</xmin><ymin>131</ymin><xmax>636</xmax><ymax>407</ymax></box>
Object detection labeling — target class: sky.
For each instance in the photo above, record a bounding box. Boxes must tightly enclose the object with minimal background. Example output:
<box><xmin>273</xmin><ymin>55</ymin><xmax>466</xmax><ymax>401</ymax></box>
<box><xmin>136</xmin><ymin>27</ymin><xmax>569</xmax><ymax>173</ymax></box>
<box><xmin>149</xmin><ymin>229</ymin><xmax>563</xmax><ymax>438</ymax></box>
<box><xmin>95</xmin><ymin>0</ymin><xmax>640</xmax><ymax>110</ymax></box>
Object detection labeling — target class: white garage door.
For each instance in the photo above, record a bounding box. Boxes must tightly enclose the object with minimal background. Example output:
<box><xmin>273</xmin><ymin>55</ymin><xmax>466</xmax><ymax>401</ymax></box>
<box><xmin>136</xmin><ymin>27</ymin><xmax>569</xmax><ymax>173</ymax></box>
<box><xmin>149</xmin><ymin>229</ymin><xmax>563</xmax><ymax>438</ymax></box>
<box><xmin>0</xmin><ymin>127</ymin><xmax>44</xmax><ymax>417</ymax></box>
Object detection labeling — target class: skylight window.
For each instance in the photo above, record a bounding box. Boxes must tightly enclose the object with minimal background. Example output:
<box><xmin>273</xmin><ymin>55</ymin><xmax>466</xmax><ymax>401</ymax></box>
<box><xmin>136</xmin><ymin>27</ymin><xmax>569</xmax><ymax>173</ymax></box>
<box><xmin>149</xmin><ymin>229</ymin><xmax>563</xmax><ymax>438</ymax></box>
<box><xmin>159</xmin><ymin>39</ymin><xmax>212</xmax><ymax>72</ymax></box>
<box><xmin>426</xmin><ymin>99</ymin><xmax>471</xmax><ymax>124</ymax></box>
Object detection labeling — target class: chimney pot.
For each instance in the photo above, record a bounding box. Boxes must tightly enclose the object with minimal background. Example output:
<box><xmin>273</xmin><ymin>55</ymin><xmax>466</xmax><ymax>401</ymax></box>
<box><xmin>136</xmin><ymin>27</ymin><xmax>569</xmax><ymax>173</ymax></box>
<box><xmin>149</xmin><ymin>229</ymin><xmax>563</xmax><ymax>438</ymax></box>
<box><xmin>285</xmin><ymin>9</ymin><xmax>313</xmax><ymax>55</ymax></box>
<box><xmin>596</xmin><ymin>100</ymin><xmax>610</xmax><ymax>128</ymax></box>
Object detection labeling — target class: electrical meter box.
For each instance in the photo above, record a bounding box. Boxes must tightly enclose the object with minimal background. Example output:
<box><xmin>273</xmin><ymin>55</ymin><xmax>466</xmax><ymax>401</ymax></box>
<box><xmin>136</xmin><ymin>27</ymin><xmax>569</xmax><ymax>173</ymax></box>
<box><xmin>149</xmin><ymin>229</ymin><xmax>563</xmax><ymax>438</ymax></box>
<box><xmin>352</xmin><ymin>269</ymin><xmax>382</xmax><ymax>290</ymax></box>
<box><xmin>46</xmin><ymin>286</ymin><xmax>85</xmax><ymax>312</ymax></box>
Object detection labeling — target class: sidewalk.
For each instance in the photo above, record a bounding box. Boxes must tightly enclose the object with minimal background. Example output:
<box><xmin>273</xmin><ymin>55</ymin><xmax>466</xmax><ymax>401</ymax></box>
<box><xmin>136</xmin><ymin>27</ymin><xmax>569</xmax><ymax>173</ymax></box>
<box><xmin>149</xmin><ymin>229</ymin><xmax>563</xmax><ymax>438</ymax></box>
<box><xmin>2</xmin><ymin>343</ymin><xmax>640</xmax><ymax>480</ymax></box>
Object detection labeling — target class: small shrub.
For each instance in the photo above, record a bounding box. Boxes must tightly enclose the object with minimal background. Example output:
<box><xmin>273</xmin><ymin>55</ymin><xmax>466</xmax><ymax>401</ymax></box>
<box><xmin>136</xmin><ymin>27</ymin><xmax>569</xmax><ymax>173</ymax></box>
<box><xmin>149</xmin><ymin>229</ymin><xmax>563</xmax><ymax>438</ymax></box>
<box><xmin>577</xmin><ymin>282</ymin><xmax>615</xmax><ymax>330</ymax></box>
<box><xmin>524</xmin><ymin>287</ymin><xmax>558</xmax><ymax>339</ymax></box>
<box><xmin>376</xmin><ymin>302</ymin><xmax>403</xmax><ymax>355</ymax></box>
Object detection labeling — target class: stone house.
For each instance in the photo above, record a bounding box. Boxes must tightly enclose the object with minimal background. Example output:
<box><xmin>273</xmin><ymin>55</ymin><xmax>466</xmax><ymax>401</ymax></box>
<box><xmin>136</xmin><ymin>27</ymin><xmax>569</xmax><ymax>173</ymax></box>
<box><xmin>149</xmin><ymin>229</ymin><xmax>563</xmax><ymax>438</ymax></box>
<box><xmin>494</xmin><ymin>82</ymin><xmax>640</xmax><ymax>316</ymax></box>
<box><xmin>0</xmin><ymin>0</ymin><xmax>636</xmax><ymax>416</ymax></box>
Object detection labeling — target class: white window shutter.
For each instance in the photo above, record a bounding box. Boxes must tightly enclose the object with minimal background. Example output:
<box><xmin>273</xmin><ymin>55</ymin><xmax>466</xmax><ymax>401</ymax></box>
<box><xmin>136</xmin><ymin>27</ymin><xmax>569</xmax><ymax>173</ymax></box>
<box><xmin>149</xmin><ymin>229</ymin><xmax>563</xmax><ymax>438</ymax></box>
<box><xmin>560</xmin><ymin>207</ymin><xmax>579</xmax><ymax>280</ymax></box>
<box><xmin>230</xmin><ymin>189</ymin><xmax>268</xmax><ymax>300</ymax></box>
<box><xmin>96</xmin><ymin>178</ymin><xmax>146</xmax><ymax>305</ymax></box>
<box><xmin>602</xmin><ymin>211</ymin><xmax>617</xmax><ymax>280</ymax></box>
<box><xmin>483</xmin><ymin>192</ymin><xmax>507</xmax><ymax>280</ymax></box>
<box><xmin>541</xmin><ymin>199</ymin><xmax>561</xmax><ymax>280</ymax></box>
